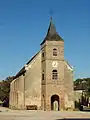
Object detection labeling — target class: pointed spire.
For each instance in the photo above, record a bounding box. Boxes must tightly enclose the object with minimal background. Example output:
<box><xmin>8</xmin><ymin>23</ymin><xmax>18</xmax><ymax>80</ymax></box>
<box><xmin>40</xmin><ymin>18</ymin><xmax>63</xmax><ymax>45</ymax></box>
<box><xmin>47</xmin><ymin>17</ymin><xmax>56</xmax><ymax>36</ymax></box>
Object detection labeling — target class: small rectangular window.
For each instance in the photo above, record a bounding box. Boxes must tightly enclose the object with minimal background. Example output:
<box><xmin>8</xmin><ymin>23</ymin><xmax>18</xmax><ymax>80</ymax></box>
<box><xmin>42</xmin><ymin>52</ymin><xmax>44</xmax><ymax>57</ymax></box>
<box><xmin>42</xmin><ymin>74</ymin><xmax>44</xmax><ymax>80</ymax></box>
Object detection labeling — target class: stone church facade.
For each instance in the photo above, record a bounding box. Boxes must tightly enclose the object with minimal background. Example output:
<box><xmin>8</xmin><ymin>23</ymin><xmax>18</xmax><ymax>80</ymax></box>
<box><xmin>9</xmin><ymin>18</ymin><xmax>74</xmax><ymax>111</ymax></box>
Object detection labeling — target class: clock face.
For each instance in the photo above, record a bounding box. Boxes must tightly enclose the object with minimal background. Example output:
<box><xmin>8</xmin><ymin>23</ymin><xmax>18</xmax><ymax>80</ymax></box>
<box><xmin>52</xmin><ymin>61</ymin><xmax>58</xmax><ymax>68</ymax></box>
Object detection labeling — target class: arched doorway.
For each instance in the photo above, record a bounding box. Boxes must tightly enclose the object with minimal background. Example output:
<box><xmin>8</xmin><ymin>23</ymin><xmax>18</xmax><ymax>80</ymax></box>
<box><xmin>51</xmin><ymin>95</ymin><xmax>59</xmax><ymax>111</ymax></box>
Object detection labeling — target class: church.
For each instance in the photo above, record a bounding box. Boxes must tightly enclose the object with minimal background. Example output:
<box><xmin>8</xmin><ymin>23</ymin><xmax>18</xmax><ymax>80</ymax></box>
<box><xmin>9</xmin><ymin>18</ymin><xmax>74</xmax><ymax>111</ymax></box>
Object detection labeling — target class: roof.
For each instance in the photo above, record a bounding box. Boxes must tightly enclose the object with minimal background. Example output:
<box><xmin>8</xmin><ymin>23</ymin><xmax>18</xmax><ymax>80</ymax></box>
<box><xmin>14</xmin><ymin>51</ymin><xmax>40</xmax><ymax>79</ymax></box>
<box><xmin>14</xmin><ymin>66</ymin><xmax>26</xmax><ymax>79</ymax></box>
<box><xmin>26</xmin><ymin>51</ymin><xmax>40</xmax><ymax>65</ymax></box>
<box><xmin>41</xmin><ymin>17</ymin><xmax>63</xmax><ymax>45</ymax></box>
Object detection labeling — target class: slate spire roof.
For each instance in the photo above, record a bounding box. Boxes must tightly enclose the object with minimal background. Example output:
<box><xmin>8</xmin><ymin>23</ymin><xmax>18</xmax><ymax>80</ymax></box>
<box><xmin>41</xmin><ymin>17</ymin><xmax>63</xmax><ymax>45</ymax></box>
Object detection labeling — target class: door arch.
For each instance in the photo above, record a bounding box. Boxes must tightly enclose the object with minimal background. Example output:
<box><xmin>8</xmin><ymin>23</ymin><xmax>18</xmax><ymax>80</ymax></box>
<box><xmin>51</xmin><ymin>94</ymin><xmax>59</xmax><ymax>111</ymax></box>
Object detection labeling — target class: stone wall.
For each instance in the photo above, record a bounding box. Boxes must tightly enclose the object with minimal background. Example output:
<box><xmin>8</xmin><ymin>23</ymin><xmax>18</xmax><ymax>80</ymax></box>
<box><xmin>64</xmin><ymin>61</ymin><xmax>74</xmax><ymax>110</ymax></box>
<box><xmin>10</xmin><ymin>41</ymin><xmax>74</xmax><ymax>111</ymax></box>
<box><xmin>74</xmin><ymin>90</ymin><xmax>82</xmax><ymax>102</ymax></box>
<box><xmin>24</xmin><ymin>51</ymin><xmax>41</xmax><ymax>109</ymax></box>
<box><xmin>9</xmin><ymin>75</ymin><xmax>24</xmax><ymax>109</ymax></box>
<box><xmin>41</xmin><ymin>40</ymin><xmax>65</xmax><ymax>111</ymax></box>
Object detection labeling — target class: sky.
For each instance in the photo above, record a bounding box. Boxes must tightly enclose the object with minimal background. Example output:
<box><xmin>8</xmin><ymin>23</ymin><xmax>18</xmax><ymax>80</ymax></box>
<box><xmin>0</xmin><ymin>0</ymin><xmax>90</xmax><ymax>80</ymax></box>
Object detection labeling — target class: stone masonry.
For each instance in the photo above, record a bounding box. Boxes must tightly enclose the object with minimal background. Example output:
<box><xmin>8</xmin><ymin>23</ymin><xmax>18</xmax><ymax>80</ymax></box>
<box><xmin>9</xmin><ymin>18</ymin><xmax>74</xmax><ymax>110</ymax></box>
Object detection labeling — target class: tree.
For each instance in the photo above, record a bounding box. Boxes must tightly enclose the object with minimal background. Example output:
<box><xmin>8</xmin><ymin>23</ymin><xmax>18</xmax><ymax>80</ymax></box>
<box><xmin>0</xmin><ymin>76</ymin><xmax>14</xmax><ymax>107</ymax></box>
<box><xmin>74</xmin><ymin>78</ymin><xmax>90</xmax><ymax>92</ymax></box>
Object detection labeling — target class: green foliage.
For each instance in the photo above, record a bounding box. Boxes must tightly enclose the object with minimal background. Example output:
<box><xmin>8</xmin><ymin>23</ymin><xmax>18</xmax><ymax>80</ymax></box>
<box><xmin>0</xmin><ymin>76</ymin><xmax>14</xmax><ymax>106</ymax></box>
<box><xmin>74</xmin><ymin>78</ymin><xmax>90</xmax><ymax>97</ymax></box>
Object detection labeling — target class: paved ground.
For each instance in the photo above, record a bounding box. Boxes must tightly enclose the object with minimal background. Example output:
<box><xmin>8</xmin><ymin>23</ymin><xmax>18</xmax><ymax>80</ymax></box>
<box><xmin>0</xmin><ymin>107</ymin><xmax>90</xmax><ymax>120</ymax></box>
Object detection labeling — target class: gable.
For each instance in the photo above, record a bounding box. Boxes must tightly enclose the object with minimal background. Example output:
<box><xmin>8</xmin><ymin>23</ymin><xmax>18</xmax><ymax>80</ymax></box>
<box><xmin>25</xmin><ymin>51</ymin><xmax>41</xmax><ymax>71</ymax></box>
<box><xmin>14</xmin><ymin>51</ymin><xmax>41</xmax><ymax>79</ymax></box>
<box><xmin>64</xmin><ymin>60</ymin><xmax>73</xmax><ymax>71</ymax></box>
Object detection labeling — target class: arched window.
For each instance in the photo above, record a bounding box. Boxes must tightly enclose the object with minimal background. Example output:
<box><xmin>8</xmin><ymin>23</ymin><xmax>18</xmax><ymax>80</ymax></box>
<box><xmin>53</xmin><ymin>48</ymin><xmax>57</xmax><ymax>56</ymax></box>
<box><xmin>52</xmin><ymin>70</ymin><xmax>58</xmax><ymax>80</ymax></box>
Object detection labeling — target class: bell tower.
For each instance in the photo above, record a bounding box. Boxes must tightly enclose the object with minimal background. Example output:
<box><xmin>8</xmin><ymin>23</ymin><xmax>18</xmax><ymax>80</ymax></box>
<box><xmin>41</xmin><ymin>18</ymin><xmax>65</xmax><ymax>111</ymax></box>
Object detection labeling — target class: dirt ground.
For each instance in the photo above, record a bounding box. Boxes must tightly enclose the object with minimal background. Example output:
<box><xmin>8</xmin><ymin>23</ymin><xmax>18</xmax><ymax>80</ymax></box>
<box><xmin>0</xmin><ymin>107</ymin><xmax>90</xmax><ymax>120</ymax></box>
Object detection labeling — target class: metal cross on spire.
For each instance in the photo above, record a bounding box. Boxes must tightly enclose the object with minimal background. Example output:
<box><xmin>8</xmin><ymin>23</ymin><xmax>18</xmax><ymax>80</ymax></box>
<box><xmin>50</xmin><ymin>9</ymin><xmax>53</xmax><ymax>20</ymax></box>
